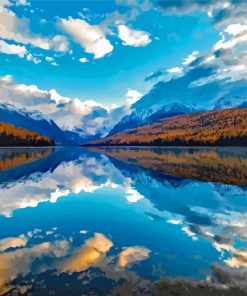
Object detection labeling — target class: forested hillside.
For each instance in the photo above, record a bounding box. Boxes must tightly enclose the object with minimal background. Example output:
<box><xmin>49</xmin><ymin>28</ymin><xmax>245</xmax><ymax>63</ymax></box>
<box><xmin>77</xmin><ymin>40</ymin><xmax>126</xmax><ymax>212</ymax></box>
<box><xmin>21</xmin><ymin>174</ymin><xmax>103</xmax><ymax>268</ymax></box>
<box><xmin>87</xmin><ymin>108</ymin><xmax>247</xmax><ymax>146</ymax></box>
<box><xmin>0</xmin><ymin>122</ymin><xmax>55</xmax><ymax>146</ymax></box>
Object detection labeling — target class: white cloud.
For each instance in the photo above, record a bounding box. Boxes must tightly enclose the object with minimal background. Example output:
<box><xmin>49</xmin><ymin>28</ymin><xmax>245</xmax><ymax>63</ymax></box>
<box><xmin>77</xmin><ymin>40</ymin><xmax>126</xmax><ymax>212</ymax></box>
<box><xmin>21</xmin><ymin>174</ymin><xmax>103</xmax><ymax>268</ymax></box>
<box><xmin>60</xmin><ymin>17</ymin><xmax>113</xmax><ymax>59</ymax></box>
<box><xmin>0</xmin><ymin>75</ymin><xmax>132</xmax><ymax>136</ymax></box>
<box><xmin>125</xmin><ymin>88</ymin><xmax>142</xmax><ymax>106</ymax></box>
<box><xmin>0</xmin><ymin>39</ymin><xmax>27</xmax><ymax>58</ymax></box>
<box><xmin>49</xmin><ymin>88</ymin><xmax>70</xmax><ymax>104</ymax></box>
<box><xmin>51</xmin><ymin>61</ymin><xmax>58</xmax><ymax>66</ymax></box>
<box><xmin>15</xmin><ymin>0</ymin><xmax>30</xmax><ymax>6</ymax></box>
<box><xmin>214</xmin><ymin>23</ymin><xmax>247</xmax><ymax>51</ymax></box>
<box><xmin>0</xmin><ymin>75</ymin><xmax>50</xmax><ymax>107</ymax></box>
<box><xmin>167</xmin><ymin>66</ymin><xmax>183</xmax><ymax>74</ymax></box>
<box><xmin>182</xmin><ymin>226</ymin><xmax>198</xmax><ymax>241</ymax></box>
<box><xmin>182</xmin><ymin>50</ymin><xmax>199</xmax><ymax>65</ymax></box>
<box><xmin>0</xmin><ymin>0</ymin><xmax>12</xmax><ymax>7</ymax></box>
<box><xmin>45</xmin><ymin>56</ymin><xmax>54</xmax><ymax>62</ymax></box>
<box><xmin>225</xmin><ymin>23</ymin><xmax>247</xmax><ymax>36</ymax></box>
<box><xmin>51</xmin><ymin>35</ymin><xmax>69</xmax><ymax>52</ymax></box>
<box><xmin>26</xmin><ymin>53</ymin><xmax>42</xmax><ymax>64</ymax></box>
<box><xmin>118</xmin><ymin>24</ymin><xmax>151</xmax><ymax>47</ymax></box>
<box><xmin>0</xmin><ymin>6</ymin><xmax>68</xmax><ymax>52</ymax></box>
<box><xmin>167</xmin><ymin>219</ymin><xmax>182</xmax><ymax>225</ymax></box>
<box><xmin>79</xmin><ymin>57</ymin><xmax>88</xmax><ymax>63</ymax></box>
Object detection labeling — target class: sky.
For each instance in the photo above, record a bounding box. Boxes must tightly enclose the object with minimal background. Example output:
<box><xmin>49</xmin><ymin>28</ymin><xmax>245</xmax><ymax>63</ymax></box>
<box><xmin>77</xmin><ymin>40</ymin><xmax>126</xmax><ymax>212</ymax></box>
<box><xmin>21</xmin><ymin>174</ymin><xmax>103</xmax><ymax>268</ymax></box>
<box><xmin>0</xmin><ymin>0</ymin><xmax>247</xmax><ymax>135</ymax></box>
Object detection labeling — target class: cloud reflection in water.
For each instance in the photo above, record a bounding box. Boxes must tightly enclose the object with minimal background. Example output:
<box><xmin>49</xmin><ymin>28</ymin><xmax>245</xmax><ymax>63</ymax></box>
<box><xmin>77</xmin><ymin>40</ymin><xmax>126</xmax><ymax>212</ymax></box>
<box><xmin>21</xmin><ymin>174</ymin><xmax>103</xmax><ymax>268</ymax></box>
<box><xmin>0</xmin><ymin>147</ymin><xmax>246</xmax><ymax>295</ymax></box>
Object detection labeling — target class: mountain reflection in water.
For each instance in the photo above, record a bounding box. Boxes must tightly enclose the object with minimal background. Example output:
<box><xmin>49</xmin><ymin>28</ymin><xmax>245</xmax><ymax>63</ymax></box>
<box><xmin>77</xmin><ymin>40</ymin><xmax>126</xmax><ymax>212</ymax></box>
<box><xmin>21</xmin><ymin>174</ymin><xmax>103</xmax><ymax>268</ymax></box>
<box><xmin>0</xmin><ymin>147</ymin><xmax>246</xmax><ymax>296</ymax></box>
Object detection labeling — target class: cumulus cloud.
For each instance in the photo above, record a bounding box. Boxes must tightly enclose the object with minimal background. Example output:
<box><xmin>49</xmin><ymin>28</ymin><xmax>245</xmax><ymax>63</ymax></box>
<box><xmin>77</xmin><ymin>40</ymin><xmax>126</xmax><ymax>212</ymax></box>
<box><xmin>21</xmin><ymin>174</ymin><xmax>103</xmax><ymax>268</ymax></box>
<box><xmin>0</xmin><ymin>5</ymin><xmax>68</xmax><ymax>52</ymax></box>
<box><xmin>167</xmin><ymin>66</ymin><xmax>183</xmax><ymax>74</ymax></box>
<box><xmin>26</xmin><ymin>53</ymin><xmax>42</xmax><ymax>64</ymax></box>
<box><xmin>0</xmin><ymin>39</ymin><xmax>27</xmax><ymax>58</ymax></box>
<box><xmin>0</xmin><ymin>75</ymin><xmax>133</xmax><ymax>136</ymax></box>
<box><xmin>118</xmin><ymin>25</ymin><xmax>151</xmax><ymax>47</ymax></box>
<box><xmin>214</xmin><ymin>23</ymin><xmax>247</xmax><ymax>51</ymax></box>
<box><xmin>60</xmin><ymin>17</ymin><xmax>113</xmax><ymax>59</ymax></box>
<box><xmin>49</xmin><ymin>88</ymin><xmax>70</xmax><ymax>104</ymax></box>
<box><xmin>0</xmin><ymin>75</ymin><xmax>50</xmax><ymax>107</ymax></box>
<box><xmin>79</xmin><ymin>57</ymin><xmax>88</xmax><ymax>63</ymax></box>
<box><xmin>124</xmin><ymin>88</ymin><xmax>142</xmax><ymax>106</ymax></box>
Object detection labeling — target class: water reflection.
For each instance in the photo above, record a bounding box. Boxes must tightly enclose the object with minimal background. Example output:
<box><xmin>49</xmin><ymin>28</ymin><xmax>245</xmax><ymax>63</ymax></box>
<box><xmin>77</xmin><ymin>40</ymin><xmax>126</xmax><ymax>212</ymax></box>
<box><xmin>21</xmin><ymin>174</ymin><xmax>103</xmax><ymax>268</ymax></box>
<box><xmin>0</xmin><ymin>147</ymin><xmax>246</xmax><ymax>295</ymax></box>
<box><xmin>91</xmin><ymin>147</ymin><xmax>247</xmax><ymax>185</ymax></box>
<box><xmin>0</xmin><ymin>148</ymin><xmax>53</xmax><ymax>173</ymax></box>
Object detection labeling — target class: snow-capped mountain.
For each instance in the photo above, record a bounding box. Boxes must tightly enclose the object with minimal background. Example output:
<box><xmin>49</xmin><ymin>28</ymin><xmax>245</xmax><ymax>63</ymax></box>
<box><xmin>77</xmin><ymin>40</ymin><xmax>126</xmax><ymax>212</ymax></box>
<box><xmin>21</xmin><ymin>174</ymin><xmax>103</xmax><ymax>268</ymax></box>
<box><xmin>62</xmin><ymin>128</ymin><xmax>105</xmax><ymax>145</ymax></box>
<box><xmin>0</xmin><ymin>102</ymin><xmax>73</xmax><ymax>145</ymax></box>
<box><xmin>212</xmin><ymin>96</ymin><xmax>247</xmax><ymax>110</ymax></box>
<box><xmin>109</xmin><ymin>102</ymin><xmax>196</xmax><ymax>136</ymax></box>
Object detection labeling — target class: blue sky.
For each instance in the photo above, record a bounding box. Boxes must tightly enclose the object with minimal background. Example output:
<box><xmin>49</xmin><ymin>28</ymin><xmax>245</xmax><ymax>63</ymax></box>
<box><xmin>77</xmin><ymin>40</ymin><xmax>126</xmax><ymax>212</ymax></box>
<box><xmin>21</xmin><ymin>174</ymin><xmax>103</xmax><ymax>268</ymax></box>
<box><xmin>0</xmin><ymin>0</ymin><xmax>246</xmax><ymax>136</ymax></box>
<box><xmin>0</xmin><ymin>0</ymin><xmax>220</xmax><ymax>105</ymax></box>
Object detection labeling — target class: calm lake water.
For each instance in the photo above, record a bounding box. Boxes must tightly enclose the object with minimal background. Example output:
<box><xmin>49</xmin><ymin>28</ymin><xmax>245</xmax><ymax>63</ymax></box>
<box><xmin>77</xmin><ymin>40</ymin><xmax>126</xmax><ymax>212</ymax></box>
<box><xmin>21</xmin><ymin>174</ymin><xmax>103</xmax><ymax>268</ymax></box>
<box><xmin>0</xmin><ymin>147</ymin><xmax>247</xmax><ymax>295</ymax></box>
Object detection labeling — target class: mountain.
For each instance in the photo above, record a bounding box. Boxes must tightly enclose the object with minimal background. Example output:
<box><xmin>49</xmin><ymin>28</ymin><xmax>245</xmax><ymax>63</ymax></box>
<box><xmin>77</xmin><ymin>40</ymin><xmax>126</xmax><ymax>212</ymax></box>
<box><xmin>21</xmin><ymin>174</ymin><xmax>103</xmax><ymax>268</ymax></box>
<box><xmin>0</xmin><ymin>102</ymin><xmax>74</xmax><ymax>146</ymax></box>
<box><xmin>85</xmin><ymin>108</ymin><xmax>247</xmax><ymax>147</ymax></box>
<box><xmin>0</xmin><ymin>121</ymin><xmax>54</xmax><ymax>146</ymax></box>
<box><xmin>109</xmin><ymin>102</ymin><xmax>196</xmax><ymax>136</ymax></box>
<box><xmin>63</xmin><ymin>128</ymin><xmax>105</xmax><ymax>145</ymax></box>
<box><xmin>107</xmin><ymin>78</ymin><xmax>200</xmax><ymax>136</ymax></box>
<box><xmin>212</xmin><ymin>96</ymin><xmax>247</xmax><ymax>110</ymax></box>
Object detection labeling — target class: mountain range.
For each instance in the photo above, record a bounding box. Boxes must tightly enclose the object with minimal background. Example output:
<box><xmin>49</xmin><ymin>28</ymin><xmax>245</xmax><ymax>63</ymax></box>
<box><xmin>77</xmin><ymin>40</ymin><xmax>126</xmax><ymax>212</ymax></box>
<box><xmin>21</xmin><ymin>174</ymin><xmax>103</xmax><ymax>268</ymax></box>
<box><xmin>0</xmin><ymin>102</ymin><xmax>73</xmax><ymax>146</ymax></box>
<box><xmin>108</xmin><ymin>94</ymin><xmax>247</xmax><ymax>137</ymax></box>
<box><xmin>0</xmin><ymin>91</ymin><xmax>246</xmax><ymax>146</ymax></box>
<box><xmin>86</xmin><ymin>108</ymin><xmax>247</xmax><ymax>146</ymax></box>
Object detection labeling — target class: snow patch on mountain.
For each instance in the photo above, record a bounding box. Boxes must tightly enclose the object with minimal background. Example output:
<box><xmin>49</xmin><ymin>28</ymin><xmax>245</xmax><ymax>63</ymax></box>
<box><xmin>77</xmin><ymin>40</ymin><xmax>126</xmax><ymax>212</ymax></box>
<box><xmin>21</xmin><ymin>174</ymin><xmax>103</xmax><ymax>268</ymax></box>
<box><xmin>0</xmin><ymin>102</ymin><xmax>52</xmax><ymax>124</ymax></box>
<box><xmin>109</xmin><ymin>102</ymin><xmax>197</xmax><ymax>136</ymax></box>
<box><xmin>212</xmin><ymin>96</ymin><xmax>247</xmax><ymax>110</ymax></box>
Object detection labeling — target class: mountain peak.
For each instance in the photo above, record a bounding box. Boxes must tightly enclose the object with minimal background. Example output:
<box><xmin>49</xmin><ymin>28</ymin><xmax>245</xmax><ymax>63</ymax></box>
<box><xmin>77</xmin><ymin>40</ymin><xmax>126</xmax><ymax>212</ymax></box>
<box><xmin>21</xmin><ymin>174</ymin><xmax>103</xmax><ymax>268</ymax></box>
<box><xmin>0</xmin><ymin>99</ymin><xmax>73</xmax><ymax>145</ymax></box>
<box><xmin>108</xmin><ymin>101</ymin><xmax>197</xmax><ymax>136</ymax></box>
<box><xmin>212</xmin><ymin>96</ymin><xmax>247</xmax><ymax>110</ymax></box>
<box><xmin>0</xmin><ymin>101</ymin><xmax>52</xmax><ymax>124</ymax></box>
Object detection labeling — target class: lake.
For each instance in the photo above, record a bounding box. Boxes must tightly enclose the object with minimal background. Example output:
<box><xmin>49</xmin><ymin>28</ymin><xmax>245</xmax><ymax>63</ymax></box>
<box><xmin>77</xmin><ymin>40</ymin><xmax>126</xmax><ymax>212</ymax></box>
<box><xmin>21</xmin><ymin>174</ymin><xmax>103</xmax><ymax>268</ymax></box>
<box><xmin>0</xmin><ymin>147</ymin><xmax>247</xmax><ymax>295</ymax></box>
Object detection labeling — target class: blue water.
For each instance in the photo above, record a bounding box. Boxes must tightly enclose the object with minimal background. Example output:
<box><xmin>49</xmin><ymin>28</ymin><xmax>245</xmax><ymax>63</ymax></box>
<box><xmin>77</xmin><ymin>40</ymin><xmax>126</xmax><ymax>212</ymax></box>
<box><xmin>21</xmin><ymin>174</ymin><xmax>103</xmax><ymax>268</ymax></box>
<box><xmin>0</xmin><ymin>147</ymin><xmax>246</xmax><ymax>295</ymax></box>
